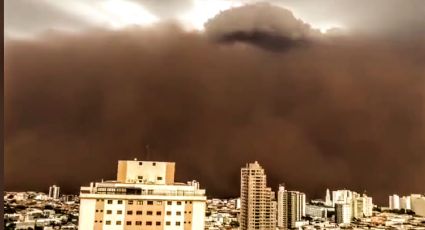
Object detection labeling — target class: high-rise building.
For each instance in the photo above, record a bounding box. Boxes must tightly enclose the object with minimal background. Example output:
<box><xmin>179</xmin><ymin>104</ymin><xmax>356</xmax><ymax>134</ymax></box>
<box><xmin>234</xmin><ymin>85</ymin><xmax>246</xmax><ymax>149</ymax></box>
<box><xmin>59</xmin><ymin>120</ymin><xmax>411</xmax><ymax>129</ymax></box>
<box><xmin>277</xmin><ymin>185</ymin><xmax>306</xmax><ymax>229</ymax></box>
<box><xmin>400</xmin><ymin>196</ymin><xmax>411</xmax><ymax>210</ymax></box>
<box><xmin>411</xmin><ymin>194</ymin><xmax>425</xmax><ymax>217</ymax></box>
<box><xmin>78</xmin><ymin>159</ymin><xmax>206</xmax><ymax>230</ymax></box>
<box><xmin>352</xmin><ymin>194</ymin><xmax>373</xmax><ymax>219</ymax></box>
<box><xmin>332</xmin><ymin>190</ymin><xmax>353</xmax><ymax>206</ymax></box>
<box><xmin>240</xmin><ymin>161</ymin><xmax>276</xmax><ymax>230</ymax></box>
<box><xmin>48</xmin><ymin>185</ymin><xmax>60</xmax><ymax>200</ymax></box>
<box><xmin>325</xmin><ymin>189</ymin><xmax>332</xmax><ymax>207</ymax></box>
<box><xmin>389</xmin><ymin>194</ymin><xmax>400</xmax><ymax>210</ymax></box>
<box><xmin>335</xmin><ymin>203</ymin><xmax>351</xmax><ymax>225</ymax></box>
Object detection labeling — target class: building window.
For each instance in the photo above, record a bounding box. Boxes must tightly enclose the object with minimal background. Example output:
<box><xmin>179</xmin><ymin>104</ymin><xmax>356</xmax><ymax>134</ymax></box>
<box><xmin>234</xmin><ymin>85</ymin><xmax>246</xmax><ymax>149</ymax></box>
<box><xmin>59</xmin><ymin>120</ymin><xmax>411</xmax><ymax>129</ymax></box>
<box><xmin>127</xmin><ymin>210</ymin><xmax>133</xmax><ymax>215</ymax></box>
<box><xmin>177</xmin><ymin>201</ymin><xmax>182</xmax><ymax>205</ymax></box>
<box><xmin>157</xmin><ymin>176</ymin><xmax>162</xmax><ymax>180</ymax></box>
<box><xmin>176</xmin><ymin>211</ymin><xmax>181</xmax><ymax>216</ymax></box>
<box><xmin>166</xmin><ymin>211</ymin><xmax>172</xmax><ymax>215</ymax></box>
<box><xmin>167</xmin><ymin>201</ymin><xmax>172</xmax><ymax>205</ymax></box>
<box><xmin>117</xmin><ymin>210</ymin><xmax>122</xmax><ymax>214</ymax></box>
<box><xmin>156</xmin><ymin>201</ymin><xmax>162</xmax><ymax>205</ymax></box>
<box><xmin>128</xmin><ymin>200</ymin><xmax>133</xmax><ymax>205</ymax></box>
<box><xmin>105</xmin><ymin>221</ymin><xmax>111</xmax><ymax>225</ymax></box>
<box><xmin>136</xmin><ymin>211</ymin><xmax>142</xmax><ymax>215</ymax></box>
<box><xmin>176</xmin><ymin>221</ymin><xmax>181</xmax><ymax>226</ymax></box>
<box><xmin>146</xmin><ymin>221</ymin><xmax>152</xmax><ymax>226</ymax></box>
<box><xmin>126</xmin><ymin>221</ymin><xmax>132</xmax><ymax>225</ymax></box>
<box><xmin>147</xmin><ymin>211</ymin><xmax>153</xmax><ymax>215</ymax></box>
<box><xmin>166</xmin><ymin>221</ymin><xmax>171</xmax><ymax>226</ymax></box>
<box><xmin>156</xmin><ymin>211</ymin><xmax>161</xmax><ymax>215</ymax></box>
<box><xmin>106</xmin><ymin>210</ymin><xmax>112</xmax><ymax>214</ymax></box>
<box><xmin>137</xmin><ymin>200</ymin><xmax>143</xmax><ymax>205</ymax></box>
<box><xmin>152</xmin><ymin>162</ymin><xmax>156</xmax><ymax>166</ymax></box>
<box><xmin>116</xmin><ymin>221</ymin><xmax>122</xmax><ymax>225</ymax></box>
<box><xmin>139</xmin><ymin>162</ymin><xmax>142</xmax><ymax>165</ymax></box>
<box><xmin>147</xmin><ymin>201</ymin><xmax>153</xmax><ymax>205</ymax></box>
<box><xmin>138</xmin><ymin>176</ymin><xmax>143</xmax><ymax>180</ymax></box>
<box><xmin>135</xmin><ymin>221</ymin><xmax>142</xmax><ymax>226</ymax></box>
<box><xmin>117</xmin><ymin>200</ymin><xmax>123</xmax><ymax>204</ymax></box>
<box><xmin>107</xmin><ymin>200</ymin><xmax>113</xmax><ymax>204</ymax></box>
<box><xmin>189</xmin><ymin>201</ymin><xmax>192</xmax><ymax>204</ymax></box>
<box><xmin>156</xmin><ymin>221</ymin><xmax>161</xmax><ymax>226</ymax></box>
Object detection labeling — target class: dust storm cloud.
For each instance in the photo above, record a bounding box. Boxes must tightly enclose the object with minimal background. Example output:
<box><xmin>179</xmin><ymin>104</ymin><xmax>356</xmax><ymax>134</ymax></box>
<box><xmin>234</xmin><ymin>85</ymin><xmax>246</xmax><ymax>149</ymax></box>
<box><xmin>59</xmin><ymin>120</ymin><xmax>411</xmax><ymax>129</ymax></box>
<box><xmin>5</xmin><ymin>4</ymin><xmax>425</xmax><ymax>204</ymax></box>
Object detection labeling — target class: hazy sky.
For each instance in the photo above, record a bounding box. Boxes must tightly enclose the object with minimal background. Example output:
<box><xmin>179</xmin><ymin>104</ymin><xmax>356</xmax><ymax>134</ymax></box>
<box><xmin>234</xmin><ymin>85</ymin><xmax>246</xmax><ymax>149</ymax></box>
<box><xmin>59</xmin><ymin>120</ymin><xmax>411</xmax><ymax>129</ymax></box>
<box><xmin>4</xmin><ymin>0</ymin><xmax>425</xmax><ymax>204</ymax></box>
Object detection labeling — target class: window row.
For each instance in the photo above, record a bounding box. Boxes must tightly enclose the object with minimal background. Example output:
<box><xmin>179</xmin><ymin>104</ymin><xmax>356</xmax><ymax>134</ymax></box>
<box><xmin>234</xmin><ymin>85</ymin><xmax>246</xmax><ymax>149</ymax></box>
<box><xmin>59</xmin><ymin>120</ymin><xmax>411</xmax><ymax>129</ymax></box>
<box><xmin>100</xmin><ymin>220</ymin><xmax>192</xmax><ymax>226</ymax></box>
<box><xmin>97</xmin><ymin>199</ymin><xmax>192</xmax><ymax>205</ymax></box>
<box><xmin>97</xmin><ymin>210</ymin><xmax>189</xmax><ymax>216</ymax></box>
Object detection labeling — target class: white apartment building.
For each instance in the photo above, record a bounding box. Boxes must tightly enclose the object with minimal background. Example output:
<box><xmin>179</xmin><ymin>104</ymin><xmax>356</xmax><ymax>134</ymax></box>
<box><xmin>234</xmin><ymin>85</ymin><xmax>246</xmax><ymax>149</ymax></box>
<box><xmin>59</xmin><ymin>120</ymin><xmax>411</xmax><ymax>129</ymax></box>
<box><xmin>78</xmin><ymin>159</ymin><xmax>206</xmax><ymax>230</ymax></box>
<box><xmin>335</xmin><ymin>203</ymin><xmax>351</xmax><ymax>225</ymax></box>
<box><xmin>49</xmin><ymin>185</ymin><xmax>60</xmax><ymax>200</ymax></box>
<box><xmin>400</xmin><ymin>196</ymin><xmax>411</xmax><ymax>210</ymax></box>
<box><xmin>411</xmin><ymin>194</ymin><xmax>425</xmax><ymax>217</ymax></box>
<box><xmin>389</xmin><ymin>194</ymin><xmax>400</xmax><ymax>210</ymax></box>
<box><xmin>332</xmin><ymin>190</ymin><xmax>353</xmax><ymax>206</ymax></box>
<box><xmin>277</xmin><ymin>185</ymin><xmax>306</xmax><ymax>229</ymax></box>
<box><xmin>352</xmin><ymin>194</ymin><xmax>373</xmax><ymax>219</ymax></box>
<box><xmin>240</xmin><ymin>161</ymin><xmax>276</xmax><ymax>230</ymax></box>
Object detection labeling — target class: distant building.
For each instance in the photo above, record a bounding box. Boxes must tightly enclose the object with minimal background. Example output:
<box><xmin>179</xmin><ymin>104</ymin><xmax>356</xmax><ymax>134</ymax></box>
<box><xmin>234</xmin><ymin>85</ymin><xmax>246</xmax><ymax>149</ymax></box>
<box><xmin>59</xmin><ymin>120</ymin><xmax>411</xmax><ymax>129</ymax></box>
<box><xmin>335</xmin><ymin>203</ymin><xmax>351</xmax><ymax>225</ymax></box>
<box><xmin>240</xmin><ymin>161</ymin><xmax>276</xmax><ymax>230</ymax></box>
<box><xmin>306</xmin><ymin>204</ymin><xmax>328</xmax><ymax>219</ymax></box>
<box><xmin>277</xmin><ymin>185</ymin><xmax>306</xmax><ymax>229</ymax></box>
<box><xmin>332</xmin><ymin>190</ymin><xmax>353</xmax><ymax>206</ymax></box>
<box><xmin>411</xmin><ymin>194</ymin><xmax>425</xmax><ymax>217</ymax></box>
<box><xmin>389</xmin><ymin>194</ymin><xmax>400</xmax><ymax>210</ymax></box>
<box><xmin>400</xmin><ymin>196</ymin><xmax>411</xmax><ymax>210</ymax></box>
<box><xmin>78</xmin><ymin>159</ymin><xmax>206</xmax><ymax>230</ymax></box>
<box><xmin>325</xmin><ymin>189</ymin><xmax>332</xmax><ymax>207</ymax></box>
<box><xmin>48</xmin><ymin>185</ymin><xmax>60</xmax><ymax>199</ymax></box>
<box><xmin>352</xmin><ymin>194</ymin><xmax>373</xmax><ymax>218</ymax></box>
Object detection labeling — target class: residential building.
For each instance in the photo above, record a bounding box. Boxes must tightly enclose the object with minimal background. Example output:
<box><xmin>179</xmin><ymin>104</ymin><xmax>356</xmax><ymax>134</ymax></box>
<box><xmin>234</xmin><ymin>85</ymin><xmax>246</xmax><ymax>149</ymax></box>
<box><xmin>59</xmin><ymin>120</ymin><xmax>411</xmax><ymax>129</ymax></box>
<box><xmin>389</xmin><ymin>194</ymin><xmax>400</xmax><ymax>210</ymax></box>
<box><xmin>78</xmin><ymin>159</ymin><xmax>207</xmax><ymax>230</ymax></box>
<box><xmin>49</xmin><ymin>185</ymin><xmax>60</xmax><ymax>200</ymax></box>
<box><xmin>277</xmin><ymin>185</ymin><xmax>306</xmax><ymax>229</ymax></box>
<box><xmin>240</xmin><ymin>161</ymin><xmax>276</xmax><ymax>230</ymax></box>
<box><xmin>400</xmin><ymin>196</ymin><xmax>411</xmax><ymax>210</ymax></box>
<box><xmin>335</xmin><ymin>203</ymin><xmax>351</xmax><ymax>225</ymax></box>
<box><xmin>411</xmin><ymin>194</ymin><xmax>425</xmax><ymax>217</ymax></box>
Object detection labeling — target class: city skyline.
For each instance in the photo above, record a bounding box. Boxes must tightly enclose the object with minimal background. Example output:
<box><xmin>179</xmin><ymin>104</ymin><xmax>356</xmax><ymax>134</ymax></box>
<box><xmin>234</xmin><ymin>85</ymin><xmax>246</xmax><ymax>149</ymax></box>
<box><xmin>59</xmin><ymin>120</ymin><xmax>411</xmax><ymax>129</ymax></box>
<box><xmin>5</xmin><ymin>0</ymin><xmax>425</xmax><ymax>206</ymax></box>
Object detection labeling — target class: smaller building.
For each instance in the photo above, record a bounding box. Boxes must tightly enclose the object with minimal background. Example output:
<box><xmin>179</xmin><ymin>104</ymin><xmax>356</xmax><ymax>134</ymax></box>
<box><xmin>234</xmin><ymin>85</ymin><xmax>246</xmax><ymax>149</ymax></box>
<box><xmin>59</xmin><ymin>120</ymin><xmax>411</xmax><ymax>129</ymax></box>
<box><xmin>335</xmin><ymin>203</ymin><xmax>351</xmax><ymax>225</ymax></box>
<box><xmin>48</xmin><ymin>185</ymin><xmax>60</xmax><ymax>200</ymax></box>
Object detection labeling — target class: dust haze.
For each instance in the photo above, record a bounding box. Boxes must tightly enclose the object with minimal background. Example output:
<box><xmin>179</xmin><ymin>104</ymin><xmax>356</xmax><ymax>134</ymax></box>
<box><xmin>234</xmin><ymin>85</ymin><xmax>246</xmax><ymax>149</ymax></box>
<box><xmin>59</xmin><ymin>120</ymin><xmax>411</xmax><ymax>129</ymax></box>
<box><xmin>5</xmin><ymin>4</ymin><xmax>425</xmax><ymax>204</ymax></box>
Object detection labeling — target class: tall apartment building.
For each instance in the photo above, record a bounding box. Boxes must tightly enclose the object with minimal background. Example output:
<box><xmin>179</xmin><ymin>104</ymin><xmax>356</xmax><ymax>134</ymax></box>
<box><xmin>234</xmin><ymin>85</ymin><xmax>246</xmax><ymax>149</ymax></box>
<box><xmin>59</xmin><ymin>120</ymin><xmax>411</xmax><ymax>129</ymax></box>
<box><xmin>240</xmin><ymin>161</ymin><xmax>276</xmax><ymax>230</ymax></box>
<box><xmin>48</xmin><ymin>185</ymin><xmax>60</xmax><ymax>200</ymax></box>
<box><xmin>277</xmin><ymin>185</ymin><xmax>306</xmax><ymax>229</ymax></box>
<box><xmin>332</xmin><ymin>190</ymin><xmax>354</xmax><ymax>206</ymax></box>
<box><xmin>78</xmin><ymin>159</ymin><xmax>206</xmax><ymax>230</ymax></box>
<box><xmin>335</xmin><ymin>203</ymin><xmax>351</xmax><ymax>225</ymax></box>
<box><xmin>389</xmin><ymin>194</ymin><xmax>400</xmax><ymax>210</ymax></box>
<box><xmin>400</xmin><ymin>196</ymin><xmax>411</xmax><ymax>210</ymax></box>
<box><xmin>352</xmin><ymin>194</ymin><xmax>373</xmax><ymax>219</ymax></box>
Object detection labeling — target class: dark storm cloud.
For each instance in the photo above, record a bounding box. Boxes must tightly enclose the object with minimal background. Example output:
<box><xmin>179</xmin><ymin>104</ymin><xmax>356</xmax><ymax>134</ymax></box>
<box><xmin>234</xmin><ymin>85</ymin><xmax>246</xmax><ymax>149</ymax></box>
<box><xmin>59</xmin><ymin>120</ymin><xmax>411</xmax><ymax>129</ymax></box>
<box><xmin>5</xmin><ymin>5</ymin><xmax>425</xmax><ymax>204</ymax></box>
<box><xmin>204</xmin><ymin>3</ymin><xmax>320</xmax><ymax>51</ymax></box>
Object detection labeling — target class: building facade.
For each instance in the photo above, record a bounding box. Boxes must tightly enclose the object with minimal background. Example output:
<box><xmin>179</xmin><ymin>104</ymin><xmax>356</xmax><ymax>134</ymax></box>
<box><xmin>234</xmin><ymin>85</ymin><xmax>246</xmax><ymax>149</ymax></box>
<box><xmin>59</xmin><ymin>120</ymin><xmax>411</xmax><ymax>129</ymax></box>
<box><xmin>389</xmin><ymin>194</ymin><xmax>400</xmax><ymax>210</ymax></box>
<box><xmin>78</xmin><ymin>159</ymin><xmax>206</xmax><ymax>230</ymax></box>
<box><xmin>240</xmin><ymin>161</ymin><xmax>276</xmax><ymax>230</ymax></box>
<box><xmin>335</xmin><ymin>203</ymin><xmax>351</xmax><ymax>225</ymax></box>
<box><xmin>277</xmin><ymin>185</ymin><xmax>306</xmax><ymax>229</ymax></box>
<box><xmin>48</xmin><ymin>185</ymin><xmax>60</xmax><ymax>200</ymax></box>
